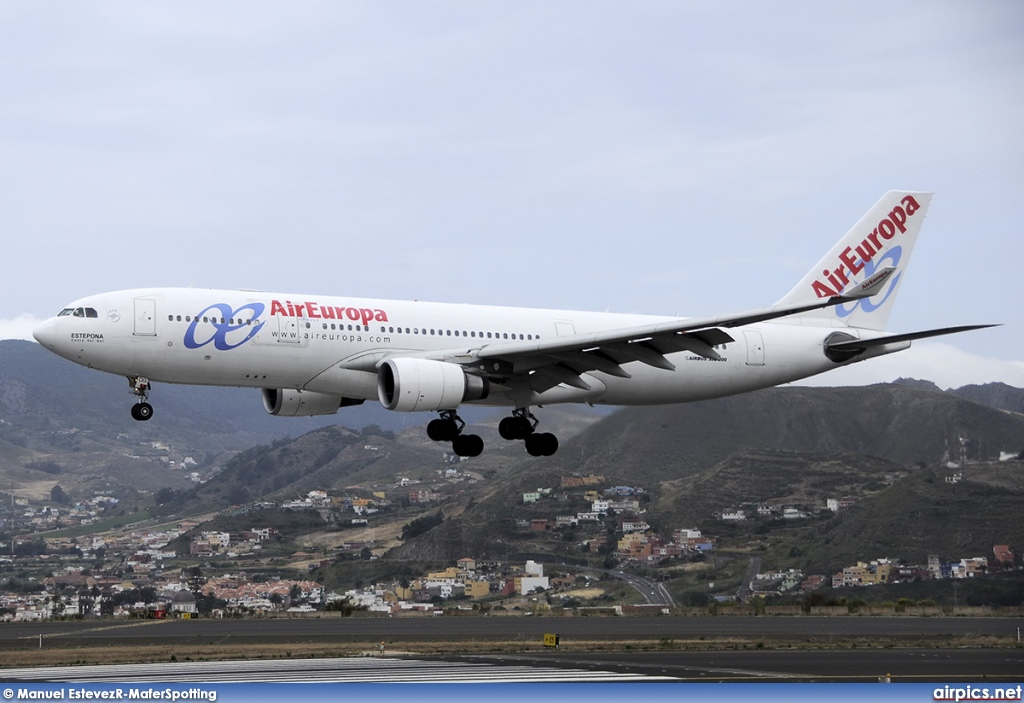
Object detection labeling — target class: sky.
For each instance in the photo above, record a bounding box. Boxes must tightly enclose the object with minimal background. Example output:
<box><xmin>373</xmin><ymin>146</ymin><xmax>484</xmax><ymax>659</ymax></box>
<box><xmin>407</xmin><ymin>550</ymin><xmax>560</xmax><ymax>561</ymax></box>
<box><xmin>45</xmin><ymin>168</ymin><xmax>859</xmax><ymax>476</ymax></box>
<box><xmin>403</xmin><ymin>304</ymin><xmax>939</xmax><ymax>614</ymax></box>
<box><xmin>1</xmin><ymin>1</ymin><xmax>1021</xmax><ymax>390</ymax></box>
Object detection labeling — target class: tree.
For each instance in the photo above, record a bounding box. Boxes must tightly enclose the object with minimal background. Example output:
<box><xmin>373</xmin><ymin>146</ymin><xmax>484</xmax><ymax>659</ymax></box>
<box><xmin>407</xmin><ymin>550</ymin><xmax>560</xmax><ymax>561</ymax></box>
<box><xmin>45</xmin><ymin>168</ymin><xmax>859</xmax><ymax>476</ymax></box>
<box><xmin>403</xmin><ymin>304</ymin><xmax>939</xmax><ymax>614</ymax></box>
<box><xmin>50</xmin><ymin>484</ymin><xmax>71</xmax><ymax>505</ymax></box>
<box><xmin>401</xmin><ymin>510</ymin><xmax>444</xmax><ymax>540</ymax></box>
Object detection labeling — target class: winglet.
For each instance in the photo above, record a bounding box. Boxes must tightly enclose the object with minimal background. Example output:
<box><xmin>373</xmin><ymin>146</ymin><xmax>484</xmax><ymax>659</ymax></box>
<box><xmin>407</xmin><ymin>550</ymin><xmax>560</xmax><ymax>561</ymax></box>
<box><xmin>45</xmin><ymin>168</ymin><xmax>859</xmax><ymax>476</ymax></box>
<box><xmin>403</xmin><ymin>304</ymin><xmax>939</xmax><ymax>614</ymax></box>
<box><xmin>833</xmin><ymin>266</ymin><xmax>896</xmax><ymax>302</ymax></box>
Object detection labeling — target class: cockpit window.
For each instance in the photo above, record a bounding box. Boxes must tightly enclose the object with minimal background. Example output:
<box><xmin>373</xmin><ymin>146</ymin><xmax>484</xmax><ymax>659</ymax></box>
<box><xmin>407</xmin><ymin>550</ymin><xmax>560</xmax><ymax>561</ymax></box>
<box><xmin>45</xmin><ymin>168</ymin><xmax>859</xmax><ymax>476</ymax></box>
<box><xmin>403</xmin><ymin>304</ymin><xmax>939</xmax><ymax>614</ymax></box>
<box><xmin>57</xmin><ymin>307</ymin><xmax>98</xmax><ymax>318</ymax></box>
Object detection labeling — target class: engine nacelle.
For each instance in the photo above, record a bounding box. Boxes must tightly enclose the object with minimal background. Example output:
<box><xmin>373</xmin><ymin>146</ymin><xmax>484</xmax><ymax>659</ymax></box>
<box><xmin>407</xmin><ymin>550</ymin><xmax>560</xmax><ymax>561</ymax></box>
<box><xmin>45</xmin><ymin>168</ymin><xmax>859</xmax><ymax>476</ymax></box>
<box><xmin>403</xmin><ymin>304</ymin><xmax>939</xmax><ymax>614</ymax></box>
<box><xmin>261</xmin><ymin>388</ymin><xmax>363</xmax><ymax>417</ymax></box>
<box><xmin>377</xmin><ymin>358</ymin><xmax>489</xmax><ymax>412</ymax></box>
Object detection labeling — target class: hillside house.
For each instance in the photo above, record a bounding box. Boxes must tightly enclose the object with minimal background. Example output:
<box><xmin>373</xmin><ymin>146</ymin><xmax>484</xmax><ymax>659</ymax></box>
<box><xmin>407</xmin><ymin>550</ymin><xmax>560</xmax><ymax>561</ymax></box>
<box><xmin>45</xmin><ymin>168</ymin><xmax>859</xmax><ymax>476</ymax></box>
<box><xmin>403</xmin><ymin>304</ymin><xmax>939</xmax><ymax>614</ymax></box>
<box><xmin>993</xmin><ymin>545</ymin><xmax>1014</xmax><ymax>567</ymax></box>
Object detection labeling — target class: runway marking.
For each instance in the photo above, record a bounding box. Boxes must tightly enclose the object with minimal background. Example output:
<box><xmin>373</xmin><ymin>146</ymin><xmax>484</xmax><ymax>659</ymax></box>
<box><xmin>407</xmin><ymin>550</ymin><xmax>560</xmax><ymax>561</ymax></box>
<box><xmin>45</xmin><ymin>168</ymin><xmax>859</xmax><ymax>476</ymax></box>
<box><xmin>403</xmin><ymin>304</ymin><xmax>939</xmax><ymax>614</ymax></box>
<box><xmin>19</xmin><ymin>620</ymin><xmax>167</xmax><ymax>640</ymax></box>
<box><xmin>1</xmin><ymin>656</ymin><xmax>678</xmax><ymax>683</ymax></box>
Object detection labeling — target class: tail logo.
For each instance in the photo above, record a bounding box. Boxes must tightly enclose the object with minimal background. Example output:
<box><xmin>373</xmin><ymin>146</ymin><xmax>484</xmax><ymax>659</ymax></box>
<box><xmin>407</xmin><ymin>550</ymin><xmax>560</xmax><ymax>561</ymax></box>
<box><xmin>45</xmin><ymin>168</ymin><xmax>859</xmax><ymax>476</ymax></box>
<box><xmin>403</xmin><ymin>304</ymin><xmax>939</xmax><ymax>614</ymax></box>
<box><xmin>835</xmin><ymin>246</ymin><xmax>902</xmax><ymax>318</ymax></box>
<box><xmin>811</xmin><ymin>195</ymin><xmax>921</xmax><ymax>298</ymax></box>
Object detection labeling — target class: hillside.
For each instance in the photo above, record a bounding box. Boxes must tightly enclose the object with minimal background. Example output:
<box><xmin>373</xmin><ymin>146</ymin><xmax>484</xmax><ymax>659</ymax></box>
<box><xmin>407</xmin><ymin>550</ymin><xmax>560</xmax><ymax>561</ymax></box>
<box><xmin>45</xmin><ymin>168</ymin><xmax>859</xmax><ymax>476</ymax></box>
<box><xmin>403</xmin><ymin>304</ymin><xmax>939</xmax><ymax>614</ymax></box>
<box><xmin>764</xmin><ymin>462</ymin><xmax>1024</xmax><ymax>572</ymax></box>
<box><xmin>0</xmin><ymin>339</ymin><xmax>591</xmax><ymax>501</ymax></box>
<box><xmin>950</xmin><ymin>382</ymin><xmax>1024</xmax><ymax>416</ymax></box>
<box><xmin>4</xmin><ymin>334</ymin><xmax>1023</xmax><ymax>582</ymax></box>
<box><xmin>530</xmin><ymin>384</ymin><xmax>1023</xmax><ymax>484</ymax></box>
<box><xmin>390</xmin><ymin>384</ymin><xmax>1024</xmax><ymax>565</ymax></box>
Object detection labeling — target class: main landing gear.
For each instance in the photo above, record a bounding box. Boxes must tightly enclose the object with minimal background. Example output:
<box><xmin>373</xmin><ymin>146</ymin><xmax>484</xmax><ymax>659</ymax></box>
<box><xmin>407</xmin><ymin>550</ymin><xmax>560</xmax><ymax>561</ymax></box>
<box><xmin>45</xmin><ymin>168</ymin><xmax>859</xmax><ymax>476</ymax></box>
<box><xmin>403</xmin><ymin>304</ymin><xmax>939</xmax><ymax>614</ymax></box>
<box><xmin>128</xmin><ymin>376</ymin><xmax>154</xmax><ymax>422</ymax></box>
<box><xmin>499</xmin><ymin>408</ymin><xmax>558</xmax><ymax>457</ymax></box>
<box><xmin>427</xmin><ymin>410</ymin><xmax>483</xmax><ymax>458</ymax></box>
<box><xmin>424</xmin><ymin>408</ymin><xmax>559</xmax><ymax>458</ymax></box>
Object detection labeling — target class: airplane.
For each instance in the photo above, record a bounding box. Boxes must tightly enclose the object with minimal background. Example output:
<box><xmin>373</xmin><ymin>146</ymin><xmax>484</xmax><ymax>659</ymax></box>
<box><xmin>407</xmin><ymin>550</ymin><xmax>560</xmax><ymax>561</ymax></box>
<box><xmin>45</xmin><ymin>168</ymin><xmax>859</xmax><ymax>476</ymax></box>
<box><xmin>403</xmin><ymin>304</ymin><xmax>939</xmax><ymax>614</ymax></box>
<box><xmin>32</xmin><ymin>191</ymin><xmax>994</xmax><ymax>458</ymax></box>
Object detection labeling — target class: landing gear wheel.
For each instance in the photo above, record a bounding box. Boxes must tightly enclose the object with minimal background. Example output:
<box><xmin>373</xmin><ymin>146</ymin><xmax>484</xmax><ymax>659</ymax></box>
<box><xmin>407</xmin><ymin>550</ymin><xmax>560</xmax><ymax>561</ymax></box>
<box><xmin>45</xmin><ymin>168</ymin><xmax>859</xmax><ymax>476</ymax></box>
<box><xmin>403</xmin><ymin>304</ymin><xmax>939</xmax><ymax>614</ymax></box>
<box><xmin>132</xmin><ymin>402</ymin><xmax>154</xmax><ymax>422</ymax></box>
<box><xmin>452</xmin><ymin>434</ymin><xmax>484</xmax><ymax>457</ymax></box>
<box><xmin>427</xmin><ymin>418</ymin><xmax>459</xmax><ymax>442</ymax></box>
<box><xmin>499</xmin><ymin>416</ymin><xmax>533</xmax><ymax>440</ymax></box>
<box><xmin>525</xmin><ymin>432</ymin><xmax>557</xmax><ymax>457</ymax></box>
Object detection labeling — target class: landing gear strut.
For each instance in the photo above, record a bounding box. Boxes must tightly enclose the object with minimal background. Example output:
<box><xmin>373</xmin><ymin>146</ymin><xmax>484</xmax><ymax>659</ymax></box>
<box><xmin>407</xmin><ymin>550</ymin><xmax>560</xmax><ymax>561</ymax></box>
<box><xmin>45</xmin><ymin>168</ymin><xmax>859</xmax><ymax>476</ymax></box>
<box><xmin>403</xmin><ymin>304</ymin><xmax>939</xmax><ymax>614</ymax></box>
<box><xmin>426</xmin><ymin>410</ymin><xmax>483</xmax><ymax>458</ymax></box>
<box><xmin>128</xmin><ymin>376</ymin><xmax>153</xmax><ymax>422</ymax></box>
<box><xmin>500</xmin><ymin>408</ymin><xmax>558</xmax><ymax>457</ymax></box>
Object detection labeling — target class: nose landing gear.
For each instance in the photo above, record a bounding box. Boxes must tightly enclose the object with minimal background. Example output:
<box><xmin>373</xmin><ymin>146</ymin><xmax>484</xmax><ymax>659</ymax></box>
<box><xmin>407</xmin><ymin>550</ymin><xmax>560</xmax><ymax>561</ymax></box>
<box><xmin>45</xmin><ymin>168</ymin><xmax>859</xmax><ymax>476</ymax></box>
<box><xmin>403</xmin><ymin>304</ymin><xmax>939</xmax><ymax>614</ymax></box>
<box><xmin>128</xmin><ymin>376</ymin><xmax>154</xmax><ymax>422</ymax></box>
<box><xmin>426</xmin><ymin>410</ymin><xmax>483</xmax><ymax>457</ymax></box>
<box><xmin>500</xmin><ymin>408</ymin><xmax>558</xmax><ymax>457</ymax></box>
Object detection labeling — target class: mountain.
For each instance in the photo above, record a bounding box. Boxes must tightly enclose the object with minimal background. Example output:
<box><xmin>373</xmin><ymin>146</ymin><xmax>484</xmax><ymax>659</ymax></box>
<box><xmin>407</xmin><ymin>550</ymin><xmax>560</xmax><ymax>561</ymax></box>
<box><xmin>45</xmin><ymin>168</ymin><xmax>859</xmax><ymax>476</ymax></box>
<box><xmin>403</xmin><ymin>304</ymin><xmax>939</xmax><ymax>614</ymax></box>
<box><xmin>0</xmin><ymin>340</ymin><xmax>535</xmax><ymax>500</ymax></box>
<box><xmin>0</xmin><ymin>339</ymin><xmax>463</xmax><ymax>440</ymax></box>
<box><xmin>0</xmin><ymin>339</ymin><xmax>607</xmax><ymax>502</ymax></box>
<box><xmin>534</xmin><ymin>384</ymin><xmax>1023</xmax><ymax>483</ymax></box>
<box><xmin>950</xmin><ymin>382</ymin><xmax>1024</xmax><ymax>416</ymax></box>
<box><xmin>389</xmin><ymin>384</ymin><xmax>1024</xmax><ymax>564</ymax></box>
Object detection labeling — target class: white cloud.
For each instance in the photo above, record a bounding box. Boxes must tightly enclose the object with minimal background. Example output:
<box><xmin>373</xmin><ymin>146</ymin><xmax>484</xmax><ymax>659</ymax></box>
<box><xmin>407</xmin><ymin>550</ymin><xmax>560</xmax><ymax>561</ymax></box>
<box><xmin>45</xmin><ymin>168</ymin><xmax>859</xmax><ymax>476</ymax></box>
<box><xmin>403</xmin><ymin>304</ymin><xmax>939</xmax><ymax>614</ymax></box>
<box><xmin>795</xmin><ymin>341</ymin><xmax>1024</xmax><ymax>390</ymax></box>
<box><xmin>0</xmin><ymin>314</ymin><xmax>40</xmax><ymax>342</ymax></box>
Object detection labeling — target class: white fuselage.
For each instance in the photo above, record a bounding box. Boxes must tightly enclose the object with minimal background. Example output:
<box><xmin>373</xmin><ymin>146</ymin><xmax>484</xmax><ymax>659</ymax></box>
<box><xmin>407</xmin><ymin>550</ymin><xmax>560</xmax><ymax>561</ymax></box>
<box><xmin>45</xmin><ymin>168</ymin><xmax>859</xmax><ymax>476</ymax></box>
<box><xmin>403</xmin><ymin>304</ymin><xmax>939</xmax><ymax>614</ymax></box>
<box><xmin>32</xmin><ymin>287</ymin><xmax>877</xmax><ymax>410</ymax></box>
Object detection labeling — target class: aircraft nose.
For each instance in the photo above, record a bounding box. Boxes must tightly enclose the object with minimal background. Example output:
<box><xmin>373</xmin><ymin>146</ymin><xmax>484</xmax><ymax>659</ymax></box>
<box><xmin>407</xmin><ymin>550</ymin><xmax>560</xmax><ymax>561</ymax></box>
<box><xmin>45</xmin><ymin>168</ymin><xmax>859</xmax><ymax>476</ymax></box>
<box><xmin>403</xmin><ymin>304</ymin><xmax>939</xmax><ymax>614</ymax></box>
<box><xmin>32</xmin><ymin>318</ymin><xmax>57</xmax><ymax>349</ymax></box>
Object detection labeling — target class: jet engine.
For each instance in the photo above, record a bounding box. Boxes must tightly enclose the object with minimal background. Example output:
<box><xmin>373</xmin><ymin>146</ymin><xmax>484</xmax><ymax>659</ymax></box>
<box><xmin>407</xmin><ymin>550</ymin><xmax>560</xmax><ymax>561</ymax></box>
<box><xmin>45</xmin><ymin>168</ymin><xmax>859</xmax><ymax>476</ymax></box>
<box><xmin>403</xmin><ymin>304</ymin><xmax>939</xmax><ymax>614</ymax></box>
<box><xmin>377</xmin><ymin>358</ymin><xmax>489</xmax><ymax>412</ymax></box>
<box><xmin>261</xmin><ymin>388</ymin><xmax>363</xmax><ymax>416</ymax></box>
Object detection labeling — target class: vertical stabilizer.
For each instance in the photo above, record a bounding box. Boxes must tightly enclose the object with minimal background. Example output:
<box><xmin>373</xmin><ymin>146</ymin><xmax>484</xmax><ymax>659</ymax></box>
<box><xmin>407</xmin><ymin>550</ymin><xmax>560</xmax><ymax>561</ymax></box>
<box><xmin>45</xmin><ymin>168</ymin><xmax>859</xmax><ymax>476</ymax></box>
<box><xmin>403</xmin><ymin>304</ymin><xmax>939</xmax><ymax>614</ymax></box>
<box><xmin>776</xmin><ymin>190</ymin><xmax>932</xmax><ymax>331</ymax></box>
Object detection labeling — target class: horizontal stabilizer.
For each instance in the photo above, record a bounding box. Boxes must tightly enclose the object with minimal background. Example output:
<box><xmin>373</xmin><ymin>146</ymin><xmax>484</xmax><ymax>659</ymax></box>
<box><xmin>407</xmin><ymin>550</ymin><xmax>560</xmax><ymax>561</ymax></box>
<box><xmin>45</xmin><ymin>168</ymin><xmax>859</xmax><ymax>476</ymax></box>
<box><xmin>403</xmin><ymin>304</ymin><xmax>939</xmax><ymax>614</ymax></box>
<box><xmin>825</xmin><ymin>324</ymin><xmax>1000</xmax><ymax>353</ymax></box>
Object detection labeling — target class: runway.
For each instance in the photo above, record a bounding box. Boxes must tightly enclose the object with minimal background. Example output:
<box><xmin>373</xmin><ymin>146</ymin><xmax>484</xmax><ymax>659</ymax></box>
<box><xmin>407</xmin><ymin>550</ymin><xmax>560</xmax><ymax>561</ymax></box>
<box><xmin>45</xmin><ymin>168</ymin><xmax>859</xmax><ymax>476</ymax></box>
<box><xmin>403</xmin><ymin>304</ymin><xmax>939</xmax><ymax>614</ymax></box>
<box><xmin>0</xmin><ymin>656</ymin><xmax>673</xmax><ymax>683</ymax></box>
<box><xmin>2</xmin><ymin>616</ymin><xmax>1021</xmax><ymax>682</ymax></box>
<box><xmin>2</xmin><ymin>649</ymin><xmax>1023</xmax><ymax>683</ymax></box>
<box><xmin>2</xmin><ymin>615</ymin><xmax>1021</xmax><ymax>648</ymax></box>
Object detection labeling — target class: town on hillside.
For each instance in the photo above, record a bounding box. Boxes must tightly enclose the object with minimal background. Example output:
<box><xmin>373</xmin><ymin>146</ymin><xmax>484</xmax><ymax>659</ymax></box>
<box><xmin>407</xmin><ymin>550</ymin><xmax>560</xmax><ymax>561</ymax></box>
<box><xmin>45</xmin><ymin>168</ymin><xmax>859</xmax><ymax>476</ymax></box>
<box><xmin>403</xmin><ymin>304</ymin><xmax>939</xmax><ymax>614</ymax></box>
<box><xmin>2</xmin><ymin>460</ymin><xmax>1020</xmax><ymax>620</ymax></box>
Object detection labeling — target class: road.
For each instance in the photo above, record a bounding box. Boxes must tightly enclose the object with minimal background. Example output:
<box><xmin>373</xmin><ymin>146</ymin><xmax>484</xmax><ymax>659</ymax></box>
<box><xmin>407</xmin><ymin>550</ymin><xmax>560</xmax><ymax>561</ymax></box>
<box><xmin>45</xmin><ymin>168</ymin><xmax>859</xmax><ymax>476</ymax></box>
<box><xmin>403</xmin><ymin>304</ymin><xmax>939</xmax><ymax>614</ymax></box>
<box><xmin>563</xmin><ymin>564</ymin><xmax>674</xmax><ymax>606</ymax></box>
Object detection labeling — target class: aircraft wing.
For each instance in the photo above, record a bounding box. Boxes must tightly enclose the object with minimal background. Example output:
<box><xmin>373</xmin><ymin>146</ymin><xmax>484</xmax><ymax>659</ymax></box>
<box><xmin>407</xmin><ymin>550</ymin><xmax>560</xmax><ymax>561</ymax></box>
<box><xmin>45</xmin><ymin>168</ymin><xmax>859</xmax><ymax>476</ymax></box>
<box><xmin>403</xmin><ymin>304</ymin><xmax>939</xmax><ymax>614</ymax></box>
<box><xmin>415</xmin><ymin>268</ymin><xmax>899</xmax><ymax>393</ymax></box>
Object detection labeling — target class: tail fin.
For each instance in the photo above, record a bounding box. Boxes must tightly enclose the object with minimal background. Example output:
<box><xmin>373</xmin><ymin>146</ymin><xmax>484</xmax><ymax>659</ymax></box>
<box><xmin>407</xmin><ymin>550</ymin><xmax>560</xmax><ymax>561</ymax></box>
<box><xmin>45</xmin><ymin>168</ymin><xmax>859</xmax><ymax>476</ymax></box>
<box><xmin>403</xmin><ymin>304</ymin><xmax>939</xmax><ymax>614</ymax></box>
<box><xmin>776</xmin><ymin>190</ymin><xmax>932</xmax><ymax>331</ymax></box>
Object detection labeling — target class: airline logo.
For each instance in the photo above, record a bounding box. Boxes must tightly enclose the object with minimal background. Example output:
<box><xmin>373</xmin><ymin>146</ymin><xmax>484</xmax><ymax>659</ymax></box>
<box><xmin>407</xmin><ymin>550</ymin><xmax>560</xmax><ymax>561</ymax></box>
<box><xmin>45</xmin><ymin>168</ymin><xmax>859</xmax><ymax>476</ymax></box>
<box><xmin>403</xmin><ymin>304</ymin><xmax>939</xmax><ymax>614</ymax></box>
<box><xmin>269</xmin><ymin>300</ymin><xmax>389</xmax><ymax>326</ymax></box>
<box><xmin>183</xmin><ymin>299</ymin><xmax>392</xmax><ymax>351</ymax></box>
<box><xmin>184</xmin><ymin>303</ymin><xmax>266</xmax><ymax>351</ymax></box>
<box><xmin>811</xmin><ymin>195</ymin><xmax>922</xmax><ymax>298</ymax></box>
